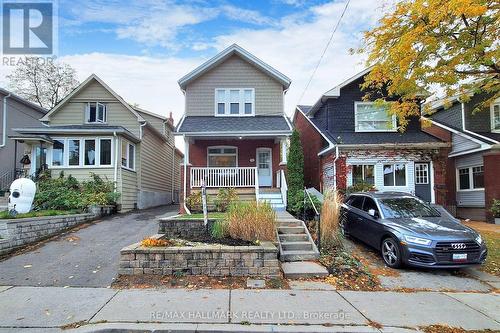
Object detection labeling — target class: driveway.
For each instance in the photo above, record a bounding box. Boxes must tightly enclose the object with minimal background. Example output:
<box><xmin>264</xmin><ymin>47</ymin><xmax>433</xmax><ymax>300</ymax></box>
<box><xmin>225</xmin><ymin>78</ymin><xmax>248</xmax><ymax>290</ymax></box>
<box><xmin>0</xmin><ymin>205</ymin><xmax>179</xmax><ymax>287</ymax></box>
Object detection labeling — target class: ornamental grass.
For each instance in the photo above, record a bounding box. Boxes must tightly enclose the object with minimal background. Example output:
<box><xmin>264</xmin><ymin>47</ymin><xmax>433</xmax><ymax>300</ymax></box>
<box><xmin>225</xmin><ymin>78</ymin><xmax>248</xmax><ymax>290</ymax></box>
<box><xmin>226</xmin><ymin>201</ymin><xmax>276</xmax><ymax>242</ymax></box>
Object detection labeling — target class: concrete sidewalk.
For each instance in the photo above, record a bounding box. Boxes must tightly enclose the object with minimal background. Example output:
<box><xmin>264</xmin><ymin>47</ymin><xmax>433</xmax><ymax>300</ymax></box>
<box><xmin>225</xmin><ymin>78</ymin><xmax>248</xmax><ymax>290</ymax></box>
<box><xmin>0</xmin><ymin>286</ymin><xmax>498</xmax><ymax>332</ymax></box>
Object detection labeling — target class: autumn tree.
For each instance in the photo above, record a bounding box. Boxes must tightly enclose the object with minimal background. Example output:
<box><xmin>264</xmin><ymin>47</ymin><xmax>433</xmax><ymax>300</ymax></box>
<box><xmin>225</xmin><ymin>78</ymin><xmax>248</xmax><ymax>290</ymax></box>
<box><xmin>8</xmin><ymin>58</ymin><xmax>79</xmax><ymax>109</ymax></box>
<box><xmin>359</xmin><ymin>0</ymin><xmax>499</xmax><ymax>130</ymax></box>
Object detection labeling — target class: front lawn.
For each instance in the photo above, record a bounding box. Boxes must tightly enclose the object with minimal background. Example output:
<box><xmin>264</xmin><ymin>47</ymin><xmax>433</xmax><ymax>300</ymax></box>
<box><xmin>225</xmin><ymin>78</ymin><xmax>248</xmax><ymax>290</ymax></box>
<box><xmin>174</xmin><ymin>212</ymin><xmax>226</xmax><ymax>220</ymax></box>
<box><xmin>464</xmin><ymin>221</ymin><xmax>499</xmax><ymax>277</ymax></box>
<box><xmin>0</xmin><ymin>209</ymin><xmax>80</xmax><ymax>219</ymax></box>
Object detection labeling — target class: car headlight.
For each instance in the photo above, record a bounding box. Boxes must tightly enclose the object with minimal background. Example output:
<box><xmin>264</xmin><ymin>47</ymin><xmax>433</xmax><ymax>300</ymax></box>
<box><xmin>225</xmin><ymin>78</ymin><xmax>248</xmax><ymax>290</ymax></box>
<box><xmin>404</xmin><ymin>235</ymin><xmax>432</xmax><ymax>246</ymax></box>
<box><xmin>475</xmin><ymin>234</ymin><xmax>483</xmax><ymax>244</ymax></box>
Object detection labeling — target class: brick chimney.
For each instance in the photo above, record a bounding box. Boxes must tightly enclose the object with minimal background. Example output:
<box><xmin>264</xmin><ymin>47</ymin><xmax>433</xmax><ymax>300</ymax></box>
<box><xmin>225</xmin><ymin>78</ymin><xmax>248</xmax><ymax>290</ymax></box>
<box><xmin>167</xmin><ymin>111</ymin><xmax>174</xmax><ymax>126</ymax></box>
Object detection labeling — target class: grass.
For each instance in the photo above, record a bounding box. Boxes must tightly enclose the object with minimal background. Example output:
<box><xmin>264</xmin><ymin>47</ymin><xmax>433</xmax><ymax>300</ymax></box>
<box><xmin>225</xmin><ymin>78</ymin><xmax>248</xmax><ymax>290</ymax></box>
<box><xmin>464</xmin><ymin>221</ymin><xmax>499</xmax><ymax>277</ymax></box>
<box><xmin>174</xmin><ymin>212</ymin><xmax>226</xmax><ymax>220</ymax></box>
<box><xmin>0</xmin><ymin>209</ymin><xmax>80</xmax><ymax>219</ymax></box>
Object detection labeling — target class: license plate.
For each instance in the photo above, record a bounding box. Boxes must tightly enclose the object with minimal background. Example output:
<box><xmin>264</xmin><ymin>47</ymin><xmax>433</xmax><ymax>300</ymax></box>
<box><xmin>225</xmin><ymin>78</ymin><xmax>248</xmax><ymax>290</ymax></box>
<box><xmin>453</xmin><ymin>253</ymin><xmax>467</xmax><ymax>261</ymax></box>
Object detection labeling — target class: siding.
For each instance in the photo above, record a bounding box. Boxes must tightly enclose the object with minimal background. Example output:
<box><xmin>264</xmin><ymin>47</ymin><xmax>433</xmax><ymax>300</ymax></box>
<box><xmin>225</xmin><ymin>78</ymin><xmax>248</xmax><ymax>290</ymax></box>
<box><xmin>455</xmin><ymin>152</ymin><xmax>485</xmax><ymax>208</ymax></box>
<box><xmin>140</xmin><ymin>126</ymin><xmax>173</xmax><ymax>192</ymax></box>
<box><xmin>118</xmin><ymin>167</ymin><xmax>138</xmax><ymax>211</ymax></box>
<box><xmin>451</xmin><ymin>133</ymin><xmax>480</xmax><ymax>154</ymax></box>
<box><xmin>137</xmin><ymin>111</ymin><xmax>165</xmax><ymax>135</ymax></box>
<box><xmin>463</xmin><ymin>93</ymin><xmax>492</xmax><ymax>132</ymax></box>
<box><xmin>185</xmin><ymin>55</ymin><xmax>284</xmax><ymax>116</ymax></box>
<box><xmin>430</xmin><ymin>102</ymin><xmax>463</xmax><ymax>130</ymax></box>
<box><xmin>49</xmin><ymin>168</ymin><xmax>115</xmax><ymax>182</ymax></box>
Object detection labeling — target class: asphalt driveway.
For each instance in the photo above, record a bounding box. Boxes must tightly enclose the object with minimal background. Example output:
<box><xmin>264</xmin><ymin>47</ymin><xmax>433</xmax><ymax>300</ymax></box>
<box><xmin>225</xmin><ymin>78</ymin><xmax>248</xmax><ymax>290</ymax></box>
<box><xmin>0</xmin><ymin>205</ymin><xmax>179</xmax><ymax>287</ymax></box>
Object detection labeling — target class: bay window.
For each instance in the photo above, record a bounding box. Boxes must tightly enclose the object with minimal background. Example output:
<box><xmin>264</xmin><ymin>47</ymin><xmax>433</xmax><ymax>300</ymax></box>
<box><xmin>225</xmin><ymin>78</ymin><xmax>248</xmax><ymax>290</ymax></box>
<box><xmin>383</xmin><ymin>164</ymin><xmax>406</xmax><ymax>186</ymax></box>
<box><xmin>355</xmin><ymin>102</ymin><xmax>397</xmax><ymax>132</ymax></box>
<box><xmin>121</xmin><ymin>140</ymin><xmax>135</xmax><ymax>170</ymax></box>
<box><xmin>85</xmin><ymin>102</ymin><xmax>107</xmax><ymax>123</ymax></box>
<box><xmin>50</xmin><ymin>137</ymin><xmax>113</xmax><ymax>167</ymax></box>
<box><xmin>207</xmin><ymin>147</ymin><xmax>237</xmax><ymax>167</ymax></box>
<box><xmin>458</xmin><ymin>166</ymin><xmax>484</xmax><ymax>190</ymax></box>
<box><xmin>84</xmin><ymin>139</ymin><xmax>96</xmax><ymax>165</ymax></box>
<box><xmin>100</xmin><ymin>139</ymin><xmax>112</xmax><ymax>166</ymax></box>
<box><xmin>68</xmin><ymin>139</ymin><xmax>80</xmax><ymax>166</ymax></box>
<box><xmin>352</xmin><ymin>164</ymin><xmax>375</xmax><ymax>185</ymax></box>
<box><xmin>215</xmin><ymin>88</ymin><xmax>254</xmax><ymax>116</ymax></box>
<box><xmin>52</xmin><ymin>139</ymin><xmax>64</xmax><ymax>166</ymax></box>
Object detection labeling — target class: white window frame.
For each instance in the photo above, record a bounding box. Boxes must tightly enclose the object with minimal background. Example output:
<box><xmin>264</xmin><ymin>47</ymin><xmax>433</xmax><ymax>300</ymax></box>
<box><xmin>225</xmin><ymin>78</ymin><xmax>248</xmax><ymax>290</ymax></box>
<box><xmin>415</xmin><ymin>163</ymin><xmax>429</xmax><ymax>185</ymax></box>
<box><xmin>85</xmin><ymin>102</ymin><xmax>107</xmax><ymax>124</ymax></box>
<box><xmin>354</xmin><ymin>101</ymin><xmax>397</xmax><ymax>132</ymax></box>
<box><xmin>207</xmin><ymin>146</ymin><xmax>238</xmax><ymax>167</ymax></box>
<box><xmin>47</xmin><ymin>137</ymin><xmax>114</xmax><ymax>168</ymax></box>
<box><xmin>350</xmin><ymin>164</ymin><xmax>376</xmax><ymax>185</ymax></box>
<box><xmin>456</xmin><ymin>165</ymin><xmax>484</xmax><ymax>192</ymax></box>
<box><xmin>382</xmin><ymin>163</ymin><xmax>408</xmax><ymax>187</ymax></box>
<box><xmin>214</xmin><ymin>88</ymin><xmax>255</xmax><ymax>117</ymax></box>
<box><xmin>121</xmin><ymin>140</ymin><xmax>136</xmax><ymax>171</ymax></box>
<box><xmin>490</xmin><ymin>99</ymin><xmax>500</xmax><ymax>133</ymax></box>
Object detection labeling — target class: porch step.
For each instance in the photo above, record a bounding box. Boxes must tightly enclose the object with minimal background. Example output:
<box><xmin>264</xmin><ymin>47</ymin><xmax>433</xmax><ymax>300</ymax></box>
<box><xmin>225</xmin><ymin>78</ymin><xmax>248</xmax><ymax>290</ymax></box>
<box><xmin>278</xmin><ymin>226</ymin><xmax>305</xmax><ymax>234</ymax></box>
<box><xmin>281</xmin><ymin>241</ymin><xmax>314</xmax><ymax>251</ymax></box>
<box><xmin>280</xmin><ymin>250</ymin><xmax>319</xmax><ymax>261</ymax></box>
<box><xmin>279</xmin><ymin>233</ymin><xmax>309</xmax><ymax>242</ymax></box>
<box><xmin>282</xmin><ymin>262</ymin><xmax>329</xmax><ymax>279</ymax></box>
<box><xmin>276</xmin><ymin>215</ymin><xmax>319</xmax><ymax>262</ymax></box>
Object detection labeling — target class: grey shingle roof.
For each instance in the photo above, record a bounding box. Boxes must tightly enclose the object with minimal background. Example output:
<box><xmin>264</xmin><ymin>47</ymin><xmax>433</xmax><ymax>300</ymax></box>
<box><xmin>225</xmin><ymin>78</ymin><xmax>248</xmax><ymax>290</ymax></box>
<box><xmin>177</xmin><ymin>116</ymin><xmax>292</xmax><ymax>133</ymax></box>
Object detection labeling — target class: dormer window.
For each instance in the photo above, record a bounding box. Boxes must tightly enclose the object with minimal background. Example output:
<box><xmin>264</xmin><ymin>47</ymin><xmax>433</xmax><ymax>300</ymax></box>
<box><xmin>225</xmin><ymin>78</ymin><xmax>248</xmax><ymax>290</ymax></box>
<box><xmin>215</xmin><ymin>88</ymin><xmax>254</xmax><ymax>116</ymax></box>
<box><xmin>86</xmin><ymin>102</ymin><xmax>107</xmax><ymax>123</ymax></box>
<box><xmin>491</xmin><ymin>100</ymin><xmax>500</xmax><ymax>132</ymax></box>
<box><xmin>354</xmin><ymin>102</ymin><xmax>397</xmax><ymax>132</ymax></box>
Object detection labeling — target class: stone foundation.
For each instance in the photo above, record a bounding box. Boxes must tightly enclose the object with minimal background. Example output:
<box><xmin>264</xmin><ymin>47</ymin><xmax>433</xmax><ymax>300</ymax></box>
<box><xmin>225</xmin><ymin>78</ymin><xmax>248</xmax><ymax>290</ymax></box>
<box><xmin>158</xmin><ymin>218</ymin><xmax>217</xmax><ymax>238</ymax></box>
<box><xmin>118</xmin><ymin>235</ymin><xmax>279</xmax><ymax>277</ymax></box>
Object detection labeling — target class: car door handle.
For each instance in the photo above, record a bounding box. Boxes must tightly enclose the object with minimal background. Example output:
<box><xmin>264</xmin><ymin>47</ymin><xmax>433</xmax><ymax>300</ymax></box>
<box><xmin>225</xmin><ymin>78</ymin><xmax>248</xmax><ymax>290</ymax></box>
<box><xmin>356</xmin><ymin>217</ymin><xmax>363</xmax><ymax>222</ymax></box>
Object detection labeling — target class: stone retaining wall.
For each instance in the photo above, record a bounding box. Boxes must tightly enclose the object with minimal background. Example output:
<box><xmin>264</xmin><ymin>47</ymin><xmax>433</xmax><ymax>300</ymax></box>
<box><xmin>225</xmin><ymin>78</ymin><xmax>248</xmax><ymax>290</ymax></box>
<box><xmin>158</xmin><ymin>218</ymin><xmax>216</xmax><ymax>239</ymax></box>
<box><xmin>0</xmin><ymin>212</ymin><xmax>100</xmax><ymax>256</ymax></box>
<box><xmin>118</xmin><ymin>235</ymin><xmax>279</xmax><ymax>277</ymax></box>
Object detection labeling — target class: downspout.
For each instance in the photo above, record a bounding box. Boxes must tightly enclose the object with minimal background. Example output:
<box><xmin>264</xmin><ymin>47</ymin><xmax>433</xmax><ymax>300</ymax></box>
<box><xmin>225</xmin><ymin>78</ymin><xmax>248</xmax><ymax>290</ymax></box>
<box><xmin>1</xmin><ymin>93</ymin><xmax>11</xmax><ymax>148</ymax></box>
<box><xmin>139</xmin><ymin>121</ymin><xmax>147</xmax><ymax>139</ymax></box>
<box><xmin>113</xmin><ymin>132</ymin><xmax>118</xmax><ymax>188</ymax></box>
<box><xmin>333</xmin><ymin>145</ymin><xmax>339</xmax><ymax>191</ymax></box>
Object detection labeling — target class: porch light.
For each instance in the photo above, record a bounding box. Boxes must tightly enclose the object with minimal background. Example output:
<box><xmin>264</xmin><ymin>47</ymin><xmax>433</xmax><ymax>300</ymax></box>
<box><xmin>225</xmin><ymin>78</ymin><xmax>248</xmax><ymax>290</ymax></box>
<box><xmin>238</xmin><ymin>136</ymin><xmax>243</xmax><ymax>139</ymax></box>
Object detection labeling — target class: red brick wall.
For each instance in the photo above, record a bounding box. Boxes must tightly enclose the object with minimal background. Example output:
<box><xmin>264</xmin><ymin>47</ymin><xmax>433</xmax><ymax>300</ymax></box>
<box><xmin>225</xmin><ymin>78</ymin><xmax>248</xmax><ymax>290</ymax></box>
<box><xmin>293</xmin><ymin>110</ymin><xmax>325</xmax><ymax>190</ymax></box>
<box><xmin>433</xmin><ymin>148</ymin><xmax>455</xmax><ymax>208</ymax></box>
<box><xmin>188</xmin><ymin>139</ymin><xmax>281</xmax><ymax>186</ymax></box>
<box><xmin>422</xmin><ymin>123</ymin><xmax>452</xmax><ymax>142</ymax></box>
<box><xmin>484</xmin><ymin>150</ymin><xmax>500</xmax><ymax>223</ymax></box>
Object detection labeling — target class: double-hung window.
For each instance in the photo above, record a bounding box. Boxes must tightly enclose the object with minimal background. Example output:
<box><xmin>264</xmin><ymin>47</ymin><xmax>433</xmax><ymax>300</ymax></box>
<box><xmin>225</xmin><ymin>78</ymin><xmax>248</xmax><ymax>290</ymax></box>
<box><xmin>351</xmin><ymin>164</ymin><xmax>375</xmax><ymax>185</ymax></box>
<box><xmin>207</xmin><ymin>147</ymin><xmax>237</xmax><ymax>167</ymax></box>
<box><xmin>121</xmin><ymin>140</ymin><xmax>135</xmax><ymax>170</ymax></box>
<box><xmin>51</xmin><ymin>138</ymin><xmax>113</xmax><ymax>167</ymax></box>
<box><xmin>458</xmin><ymin>166</ymin><xmax>484</xmax><ymax>190</ymax></box>
<box><xmin>215</xmin><ymin>88</ymin><xmax>254</xmax><ymax>116</ymax></box>
<box><xmin>491</xmin><ymin>101</ymin><xmax>500</xmax><ymax>132</ymax></box>
<box><xmin>383</xmin><ymin>163</ymin><xmax>406</xmax><ymax>186</ymax></box>
<box><xmin>86</xmin><ymin>102</ymin><xmax>107</xmax><ymax>123</ymax></box>
<box><xmin>355</xmin><ymin>102</ymin><xmax>397</xmax><ymax>132</ymax></box>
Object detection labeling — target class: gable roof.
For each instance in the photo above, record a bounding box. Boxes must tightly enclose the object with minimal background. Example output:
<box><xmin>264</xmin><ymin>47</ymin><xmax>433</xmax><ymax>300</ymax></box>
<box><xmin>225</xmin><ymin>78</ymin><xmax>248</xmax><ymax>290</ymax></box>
<box><xmin>0</xmin><ymin>88</ymin><xmax>47</xmax><ymax>114</ymax></box>
<box><xmin>178</xmin><ymin>44</ymin><xmax>291</xmax><ymax>90</ymax></box>
<box><xmin>40</xmin><ymin>74</ymin><xmax>145</xmax><ymax>122</ymax></box>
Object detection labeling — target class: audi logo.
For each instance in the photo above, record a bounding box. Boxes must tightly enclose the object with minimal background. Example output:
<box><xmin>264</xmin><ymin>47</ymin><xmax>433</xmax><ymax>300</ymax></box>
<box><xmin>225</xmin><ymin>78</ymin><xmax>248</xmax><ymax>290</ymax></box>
<box><xmin>451</xmin><ymin>243</ymin><xmax>467</xmax><ymax>250</ymax></box>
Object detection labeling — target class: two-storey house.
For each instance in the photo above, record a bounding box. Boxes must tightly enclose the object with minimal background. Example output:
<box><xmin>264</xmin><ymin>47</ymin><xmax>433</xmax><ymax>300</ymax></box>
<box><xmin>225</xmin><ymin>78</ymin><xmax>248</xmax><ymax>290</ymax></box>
<box><xmin>294</xmin><ymin>68</ymin><xmax>450</xmax><ymax>205</ymax></box>
<box><xmin>175</xmin><ymin>44</ymin><xmax>293</xmax><ymax>213</ymax></box>
<box><xmin>424</xmin><ymin>94</ymin><xmax>500</xmax><ymax>222</ymax></box>
<box><xmin>11</xmin><ymin>74</ymin><xmax>183</xmax><ymax>212</ymax></box>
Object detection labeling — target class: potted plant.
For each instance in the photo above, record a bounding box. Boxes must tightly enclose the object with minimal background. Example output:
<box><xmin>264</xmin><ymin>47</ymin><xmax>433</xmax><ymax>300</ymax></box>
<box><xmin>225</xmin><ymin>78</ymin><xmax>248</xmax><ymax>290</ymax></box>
<box><xmin>490</xmin><ymin>199</ymin><xmax>500</xmax><ymax>225</ymax></box>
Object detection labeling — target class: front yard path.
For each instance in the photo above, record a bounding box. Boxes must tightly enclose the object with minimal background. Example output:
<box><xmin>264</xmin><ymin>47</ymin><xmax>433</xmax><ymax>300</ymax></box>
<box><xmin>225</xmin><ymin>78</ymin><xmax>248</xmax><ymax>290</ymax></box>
<box><xmin>0</xmin><ymin>205</ymin><xmax>179</xmax><ymax>287</ymax></box>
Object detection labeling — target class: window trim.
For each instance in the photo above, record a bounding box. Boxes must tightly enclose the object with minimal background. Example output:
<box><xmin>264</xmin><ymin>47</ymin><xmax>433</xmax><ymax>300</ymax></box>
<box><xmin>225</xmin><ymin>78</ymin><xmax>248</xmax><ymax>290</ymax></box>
<box><xmin>490</xmin><ymin>99</ymin><xmax>500</xmax><ymax>133</ymax></box>
<box><xmin>207</xmin><ymin>146</ymin><xmax>238</xmax><ymax>167</ymax></box>
<box><xmin>85</xmin><ymin>102</ymin><xmax>107</xmax><ymax>124</ymax></box>
<box><xmin>121</xmin><ymin>140</ymin><xmax>136</xmax><ymax>171</ymax></box>
<box><xmin>214</xmin><ymin>88</ymin><xmax>255</xmax><ymax>117</ymax></box>
<box><xmin>350</xmin><ymin>164</ymin><xmax>376</xmax><ymax>186</ymax></box>
<box><xmin>382</xmin><ymin>163</ymin><xmax>408</xmax><ymax>187</ymax></box>
<box><xmin>354</xmin><ymin>101</ymin><xmax>397</xmax><ymax>133</ymax></box>
<box><xmin>47</xmin><ymin>137</ymin><xmax>115</xmax><ymax>168</ymax></box>
<box><xmin>456</xmin><ymin>165</ymin><xmax>484</xmax><ymax>192</ymax></box>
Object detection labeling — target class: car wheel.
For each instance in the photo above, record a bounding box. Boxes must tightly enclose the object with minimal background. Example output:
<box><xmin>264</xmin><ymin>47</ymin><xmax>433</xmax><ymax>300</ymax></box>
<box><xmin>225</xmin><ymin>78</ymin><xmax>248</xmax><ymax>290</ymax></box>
<box><xmin>339</xmin><ymin>214</ymin><xmax>349</xmax><ymax>237</ymax></box>
<box><xmin>381</xmin><ymin>238</ymin><xmax>402</xmax><ymax>268</ymax></box>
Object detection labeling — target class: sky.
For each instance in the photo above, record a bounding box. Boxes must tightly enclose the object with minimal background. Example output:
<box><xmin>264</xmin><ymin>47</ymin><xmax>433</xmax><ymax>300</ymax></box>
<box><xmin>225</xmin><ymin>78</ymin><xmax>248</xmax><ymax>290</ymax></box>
<box><xmin>1</xmin><ymin>0</ymin><xmax>397</xmax><ymax>132</ymax></box>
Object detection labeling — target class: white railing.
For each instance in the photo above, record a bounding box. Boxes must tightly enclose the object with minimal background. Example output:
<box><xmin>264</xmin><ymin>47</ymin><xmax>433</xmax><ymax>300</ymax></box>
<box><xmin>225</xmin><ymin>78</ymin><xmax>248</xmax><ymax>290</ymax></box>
<box><xmin>190</xmin><ymin>167</ymin><xmax>257</xmax><ymax>188</ymax></box>
<box><xmin>277</xmin><ymin>169</ymin><xmax>288</xmax><ymax>209</ymax></box>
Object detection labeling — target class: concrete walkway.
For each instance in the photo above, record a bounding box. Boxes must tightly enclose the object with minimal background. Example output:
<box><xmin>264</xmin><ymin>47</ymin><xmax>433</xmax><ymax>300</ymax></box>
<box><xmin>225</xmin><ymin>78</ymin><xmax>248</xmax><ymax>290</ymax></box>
<box><xmin>0</xmin><ymin>206</ymin><xmax>179</xmax><ymax>287</ymax></box>
<box><xmin>0</xmin><ymin>286</ymin><xmax>498</xmax><ymax>332</ymax></box>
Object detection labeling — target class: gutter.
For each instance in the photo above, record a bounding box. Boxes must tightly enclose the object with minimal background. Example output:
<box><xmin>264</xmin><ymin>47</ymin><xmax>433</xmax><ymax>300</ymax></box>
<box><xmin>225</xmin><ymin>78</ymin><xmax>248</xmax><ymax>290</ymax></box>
<box><xmin>1</xmin><ymin>93</ymin><xmax>11</xmax><ymax>148</ymax></box>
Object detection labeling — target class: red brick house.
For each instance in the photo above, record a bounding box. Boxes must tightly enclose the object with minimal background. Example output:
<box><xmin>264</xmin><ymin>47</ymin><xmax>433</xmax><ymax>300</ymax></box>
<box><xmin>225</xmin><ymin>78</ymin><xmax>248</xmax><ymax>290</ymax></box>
<box><xmin>175</xmin><ymin>44</ymin><xmax>293</xmax><ymax>213</ymax></box>
<box><xmin>293</xmin><ymin>68</ymin><xmax>450</xmax><ymax>206</ymax></box>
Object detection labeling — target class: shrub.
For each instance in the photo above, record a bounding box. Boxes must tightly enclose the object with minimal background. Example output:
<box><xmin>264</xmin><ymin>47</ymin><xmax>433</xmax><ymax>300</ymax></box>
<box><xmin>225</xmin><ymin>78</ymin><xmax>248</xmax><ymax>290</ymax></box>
<box><xmin>141</xmin><ymin>237</ymin><xmax>173</xmax><ymax>247</ymax></box>
<box><xmin>320</xmin><ymin>190</ymin><xmax>344</xmax><ymax>251</ymax></box>
<box><xmin>287</xmin><ymin>129</ymin><xmax>304</xmax><ymax>215</ymax></box>
<box><xmin>214</xmin><ymin>188</ymin><xmax>238</xmax><ymax>212</ymax></box>
<box><xmin>211</xmin><ymin>220</ymin><xmax>230</xmax><ymax>239</ymax></box>
<box><xmin>491</xmin><ymin>199</ymin><xmax>500</xmax><ymax>218</ymax></box>
<box><xmin>186</xmin><ymin>191</ymin><xmax>202</xmax><ymax>212</ymax></box>
<box><xmin>226</xmin><ymin>201</ymin><xmax>276</xmax><ymax>242</ymax></box>
<box><xmin>289</xmin><ymin>191</ymin><xmax>322</xmax><ymax>221</ymax></box>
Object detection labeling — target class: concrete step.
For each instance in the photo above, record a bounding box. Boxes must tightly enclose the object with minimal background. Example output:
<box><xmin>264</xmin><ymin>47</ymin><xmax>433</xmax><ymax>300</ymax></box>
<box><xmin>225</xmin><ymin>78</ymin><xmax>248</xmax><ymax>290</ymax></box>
<box><xmin>279</xmin><ymin>234</ymin><xmax>309</xmax><ymax>242</ymax></box>
<box><xmin>281</xmin><ymin>241</ymin><xmax>313</xmax><ymax>251</ymax></box>
<box><xmin>277</xmin><ymin>221</ymin><xmax>302</xmax><ymax>227</ymax></box>
<box><xmin>259</xmin><ymin>194</ymin><xmax>282</xmax><ymax>199</ymax></box>
<box><xmin>280</xmin><ymin>250</ymin><xmax>319</xmax><ymax>262</ymax></box>
<box><xmin>282</xmin><ymin>261</ymin><xmax>329</xmax><ymax>278</ymax></box>
<box><xmin>277</xmin><ymin>226</ymin><xmax>305</xmax><ymax>234</ymax></box>
<box><xmin>259</xmin><ymin>198</ymin><xmax>284</xmax><ymax>204</ymax></box>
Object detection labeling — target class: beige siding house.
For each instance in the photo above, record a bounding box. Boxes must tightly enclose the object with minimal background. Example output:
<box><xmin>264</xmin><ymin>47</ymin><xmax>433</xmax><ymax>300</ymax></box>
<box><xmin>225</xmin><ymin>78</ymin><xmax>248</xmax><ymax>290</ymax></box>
<box><xmin>12</xmin><ymin>75</ymin><xmax>181</xmax><ymax>212</ymax></box>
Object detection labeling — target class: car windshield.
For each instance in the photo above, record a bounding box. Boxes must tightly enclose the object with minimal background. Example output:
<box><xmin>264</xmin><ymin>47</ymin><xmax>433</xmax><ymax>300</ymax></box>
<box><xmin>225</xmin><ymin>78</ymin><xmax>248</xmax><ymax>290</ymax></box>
<box><xmin>378</xmin><ymin>197</ymin><xmax>441</xmax><ymax>218</ymax></box>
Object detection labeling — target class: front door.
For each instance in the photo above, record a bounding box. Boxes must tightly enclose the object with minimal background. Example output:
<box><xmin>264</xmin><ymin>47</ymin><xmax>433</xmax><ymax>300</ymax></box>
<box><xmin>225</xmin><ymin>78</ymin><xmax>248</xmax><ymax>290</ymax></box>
<box><xmin>414</xmin><ymin>162</ymin><xmax>432</xmax><ymax>202</ymax></box>
<box><xmin>256</xmin><ymin>148</ymin><xmax>272</xmax><ymax>187</ymax></box>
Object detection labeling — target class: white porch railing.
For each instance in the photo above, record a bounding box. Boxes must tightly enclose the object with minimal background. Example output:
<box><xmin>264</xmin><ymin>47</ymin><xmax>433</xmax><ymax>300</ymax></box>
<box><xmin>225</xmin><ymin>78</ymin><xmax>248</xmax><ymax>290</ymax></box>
<box><xmin>190</xmin><ymin>167</ymin><xmax>258</xmax><ymax>188</ymax></box>
<box><xmin>276</xmin><ymin>169</ymin><xmax>287</xmax><ymax>209</ymax></box>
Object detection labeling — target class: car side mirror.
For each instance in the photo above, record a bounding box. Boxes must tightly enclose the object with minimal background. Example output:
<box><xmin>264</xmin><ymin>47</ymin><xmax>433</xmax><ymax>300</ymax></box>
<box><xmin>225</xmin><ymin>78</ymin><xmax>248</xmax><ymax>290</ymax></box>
<box><xmin>368</xmin><ymin>209</ymin><xmax>379</xmax><ymax>219</ymax></box>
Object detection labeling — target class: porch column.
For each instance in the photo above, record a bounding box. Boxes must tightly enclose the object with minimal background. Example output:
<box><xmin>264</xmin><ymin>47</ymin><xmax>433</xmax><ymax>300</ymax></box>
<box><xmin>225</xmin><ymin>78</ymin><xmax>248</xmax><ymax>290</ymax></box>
<box><xmin>180</xmin><ymin>136</ymin><xmax>191</xmax><ymax>214</ymax></box>
<box><xmin>280</xmin><ymin>137</ymin><xmax>287</xmax><ymax>165</ymax></box>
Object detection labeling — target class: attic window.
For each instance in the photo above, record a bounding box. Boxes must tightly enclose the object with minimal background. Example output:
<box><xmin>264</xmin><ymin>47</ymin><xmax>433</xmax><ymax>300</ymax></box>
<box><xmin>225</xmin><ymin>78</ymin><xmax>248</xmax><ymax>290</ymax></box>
<box><xmin>86</xmin><ymin>102</ymin><xmax>107</xmax><ymax>123</ymax></box>
<box><xmin>354</xmin><ymin>102</ymin><xmax>396</xmax><ymax>132</ymax></box>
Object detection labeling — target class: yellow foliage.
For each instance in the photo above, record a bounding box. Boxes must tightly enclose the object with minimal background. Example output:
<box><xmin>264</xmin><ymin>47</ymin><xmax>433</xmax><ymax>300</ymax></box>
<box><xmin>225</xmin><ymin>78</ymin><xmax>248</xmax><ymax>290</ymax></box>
<box><xmin>141</xmin><ymin>237</ymin><xmax>172</xmax><ymax>247</ymax></box>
